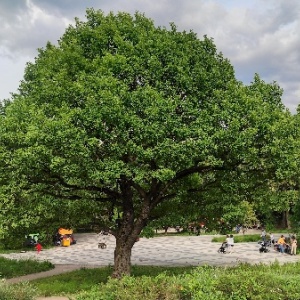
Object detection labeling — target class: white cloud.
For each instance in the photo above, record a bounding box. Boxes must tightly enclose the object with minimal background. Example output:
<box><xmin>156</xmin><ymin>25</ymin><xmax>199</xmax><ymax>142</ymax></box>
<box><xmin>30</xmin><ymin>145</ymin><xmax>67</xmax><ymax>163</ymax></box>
<box><xmin>0</xmin><ymin>0</ymin><xmax>72</xmax><ymax>57</ymax></box>
<box><xmin>0</xmin><ymin>56</ymin><xmax>30</xmax><ymax>99</ymax></box>
<box><xmin>0</xmin><ymin>0</ymin><xmax>299</xmax><ymax>112</ymax></box>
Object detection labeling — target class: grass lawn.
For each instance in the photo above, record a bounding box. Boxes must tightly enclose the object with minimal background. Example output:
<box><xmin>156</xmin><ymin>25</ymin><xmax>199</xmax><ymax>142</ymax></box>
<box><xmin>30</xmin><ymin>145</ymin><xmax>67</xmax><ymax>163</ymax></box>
<box><xmin>19</xmin><ymin>262</ymin><xmax>300</xmax><ymax>299</ymax></box>
<box><xmin>0</xmin><ymin>257</ymin><xmax>54</xmax><ymax>278</ymax></box>
<box><xmin>30</xmin><ymin>265</ymin><xmax>196</xmax><ymax>297</ymax></box>
<box><xmin>211</xmin><ymin>234</ymin><xmax>262</xmax><ymax>243</ymax></box>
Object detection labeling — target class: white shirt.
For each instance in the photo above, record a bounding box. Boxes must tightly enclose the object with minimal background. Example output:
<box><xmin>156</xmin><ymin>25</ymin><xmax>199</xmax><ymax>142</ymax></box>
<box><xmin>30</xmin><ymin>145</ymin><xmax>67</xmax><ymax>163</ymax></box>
<box><xmin>227</xmin><ymin>237</ymin><xmax>234</xmax><ymax>246</ymax></box>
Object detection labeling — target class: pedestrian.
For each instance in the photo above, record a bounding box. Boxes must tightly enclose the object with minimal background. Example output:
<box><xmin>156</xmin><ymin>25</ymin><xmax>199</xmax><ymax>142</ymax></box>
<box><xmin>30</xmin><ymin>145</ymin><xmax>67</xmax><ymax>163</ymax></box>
<box><xmin>270</xmin><ymin>233</ymin><xmax>275</xmax><ymax>245</ymax></box>
<box><xmin>291</xmin><ymin>235</ymin><xmax>297</xmax><ymax>255</ymax></box>
<box><xmin>261</xmin><ymin>229</ymin><xmax>266</xmax><ymax>242</ymax></box>
<box><xmin>242</xmin><ymin>225</ymin><xmax>247</xmax><ymax>235</ymax></box>
<box><xmin>196</xmin><ymin>224</ymin><xmax>200</xmax><ymax>236</ymax></box>
<box><xmin>227</xmin><ymin>234</ymin><xmax>234</xmax><ymax>253</ymax></box>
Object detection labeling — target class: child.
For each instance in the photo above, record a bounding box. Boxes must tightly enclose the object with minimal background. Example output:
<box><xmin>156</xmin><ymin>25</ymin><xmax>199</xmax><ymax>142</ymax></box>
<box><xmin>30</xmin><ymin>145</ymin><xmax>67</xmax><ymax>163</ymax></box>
<box><xmin>35</xmin><ymin>243</ymin><xmax>42</xmax><ymax>254</ymax></box>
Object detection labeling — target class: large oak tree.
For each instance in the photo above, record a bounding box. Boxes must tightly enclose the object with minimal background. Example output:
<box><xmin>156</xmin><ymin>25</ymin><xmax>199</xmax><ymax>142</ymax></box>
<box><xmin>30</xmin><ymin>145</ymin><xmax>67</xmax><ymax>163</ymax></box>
<box><xmin>0</xmin><ymin>10</ymin><xmax>289</xmax><ymax>277</ymax></box>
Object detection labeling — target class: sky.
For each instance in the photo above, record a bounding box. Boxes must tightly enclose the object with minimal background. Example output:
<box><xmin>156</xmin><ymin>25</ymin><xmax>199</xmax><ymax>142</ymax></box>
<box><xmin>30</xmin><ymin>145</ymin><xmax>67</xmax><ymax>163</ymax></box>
<box><xmin>1</xmin><ymin>0</ymin><xmax>300</xmax><ymax>112</ymax></box>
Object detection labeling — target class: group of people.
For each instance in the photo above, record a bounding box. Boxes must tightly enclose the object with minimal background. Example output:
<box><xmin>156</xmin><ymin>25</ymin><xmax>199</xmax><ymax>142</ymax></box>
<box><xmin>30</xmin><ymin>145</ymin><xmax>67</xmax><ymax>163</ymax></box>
<box><xmin>276</xmin><ymin>234</ymin><xmax>297</xmax><ymax>255</ymax></box>
<box><xmin>261</xmin><ymin>229</ymin><xmax>297</xmax><ymax>255</ymax></box>
<box><xmin>221</xmin><ymin>230</ymin><xmax>297</xmax><ymax>255</ymax></box>
<box><xmin>235</xmin><ymin>224</ymin><xmax>247</xmax><ymax>234</ymax></box>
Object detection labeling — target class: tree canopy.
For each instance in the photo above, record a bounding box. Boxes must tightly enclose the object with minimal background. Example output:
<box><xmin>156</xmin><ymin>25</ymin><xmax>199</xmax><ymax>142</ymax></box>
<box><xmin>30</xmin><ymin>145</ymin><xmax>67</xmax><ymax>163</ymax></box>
<box><xmin>0</xmin><ymin>9</ymin><xmax>295</xmax><ymax>277</ymax></box>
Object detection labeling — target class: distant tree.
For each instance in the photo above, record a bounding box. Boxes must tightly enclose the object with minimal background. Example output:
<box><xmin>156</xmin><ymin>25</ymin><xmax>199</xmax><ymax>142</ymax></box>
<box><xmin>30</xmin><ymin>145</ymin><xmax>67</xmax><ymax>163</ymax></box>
<box><xmin>222</xmin><ymin>200</ymin><xmax>258</xmax><ymax>228</ymax></box>
<box><xmin>250</xmin><ymin>107</ymin><xmax>300</xmax><ymax>229</ymax></box>
<box><xmin>0</xmin><ymin>10</ymin><xmax>288</xmax><ymax>277</ymax></box>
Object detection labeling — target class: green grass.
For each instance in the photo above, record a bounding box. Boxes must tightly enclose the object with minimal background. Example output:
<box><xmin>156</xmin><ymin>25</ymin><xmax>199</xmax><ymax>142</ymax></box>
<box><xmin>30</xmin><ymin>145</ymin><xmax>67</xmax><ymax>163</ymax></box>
<box><xmin>0</xmin><ymin>257</ymin><xmax>54</xmax><ymax>278</ymax></box>
<box><xmin>3</xmin><ymin>258</ymin><xmax>300</xmax><ymax>299</ymax></box>
<box><xmin>211</xmin><ymin>234</ymin><xmax>261</xmax><ymax>243</ymax></box>
<box><xmin>30</xmin><ymin>265</ymin><xmax>196</xmax><ymax>297</ymax></box>
<box><xmin>267</xmin><ymin>228</ymin><xmax>297</xmax><ymax>233</ymax></box>
<box><xmin>0</xmin><ymin>281</ymin><xmax>37</xmax><ymax>300</ymax></box>
<box><xmin>30</xmin><ymin>262</ymin><xmax>300</xmax><ymax>299</ymax></box>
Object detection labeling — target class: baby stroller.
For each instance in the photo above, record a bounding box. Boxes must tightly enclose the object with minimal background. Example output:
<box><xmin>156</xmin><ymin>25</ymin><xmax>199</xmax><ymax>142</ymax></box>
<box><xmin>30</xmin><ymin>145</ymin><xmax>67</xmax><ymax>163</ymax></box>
<box><xmin>258</xmin><ymin>241</ymin><xmax>270</xmax><ymax>253</ymax></box>
<box><xmin>274</xmin><ymin>243</ymin><xmax>291</xmax><ymax>254</ymax></box>
<box><xmin>218</xmin><ymin>242</ymin><xmax>228</xmax><ymax>253</ymax></box>
<box><xmin>285</xmin><ymin>244</ymin><xmax>291</xmax><ymax>254</ymax></box>
<box><xmin>97</xmin><ymin>230</ymin><xmax>111</xmax><ymax>249</ymax></box>
<box><xmin>24</xmin><ymin>233</ymin><xmax>39</xmax><ymax>247</ymax></box>
<box><xmin>265</xmin><ymin>239</ymin><xmax>272</xmax><ymax>247</ymax></box>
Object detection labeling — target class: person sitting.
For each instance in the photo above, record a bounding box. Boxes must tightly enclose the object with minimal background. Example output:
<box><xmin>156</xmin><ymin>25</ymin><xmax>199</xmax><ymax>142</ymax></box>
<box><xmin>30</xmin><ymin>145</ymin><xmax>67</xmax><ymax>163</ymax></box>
<box><xmin>277</xmin><ymin>235</ymin><xmax>286</xmax><ymax>253</ymax></box>
<box><xmin>224</xmin><ymin>234</ymin><xmax>230</xmax><ymax>249</ymax></box>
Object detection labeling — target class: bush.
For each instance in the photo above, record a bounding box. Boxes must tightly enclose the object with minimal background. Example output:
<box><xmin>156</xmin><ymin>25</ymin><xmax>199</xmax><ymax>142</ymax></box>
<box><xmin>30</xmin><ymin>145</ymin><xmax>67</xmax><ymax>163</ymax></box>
<box><xmin>74</xmin><ymin>262</ymin><xmax>300</xmax><ymax>299</ymax></box>
<box><xmin>214</xmin><ymin>262</ymin><xmax>300</xmax><ymax>300</ymax></box>
<box><xmin>75</xmin><ymin>273</ymin><xmax>182</xmax><ymax>300</ymax></box>
<box><xmin>0</xmin><ymin>280</ymin><xmax>37</xmax><ymax>300</ymax></box>
<box><xmin>179</xmin><ymin>265</ymin><xmax>223</xmax><ymax>300</ymax></box>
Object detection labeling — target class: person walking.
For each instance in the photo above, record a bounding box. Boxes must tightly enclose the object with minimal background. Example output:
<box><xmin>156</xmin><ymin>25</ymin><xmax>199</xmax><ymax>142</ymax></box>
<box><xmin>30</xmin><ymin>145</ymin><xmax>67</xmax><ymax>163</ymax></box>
<box><xmin>227</xmin><ymin>234</ymin><xmax>234</xmax><ymax>253</ymax></box>
<box><xmin>291</xmin><ymin>236</ymin><xmax>297</xmax><ymax>255</ymax></box>
<box><xmin>270</xmin><ymin>233</ymin><xmax>275</xmax><ymax>245</ymax></box>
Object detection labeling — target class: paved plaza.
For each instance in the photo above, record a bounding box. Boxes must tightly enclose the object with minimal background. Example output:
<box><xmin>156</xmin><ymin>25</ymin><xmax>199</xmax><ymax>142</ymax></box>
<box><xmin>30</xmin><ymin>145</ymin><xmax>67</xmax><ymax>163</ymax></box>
<box><xmin>2</xmin><ymin>232</ymin><xmax>299</xmax><ymax>270</ymax></box>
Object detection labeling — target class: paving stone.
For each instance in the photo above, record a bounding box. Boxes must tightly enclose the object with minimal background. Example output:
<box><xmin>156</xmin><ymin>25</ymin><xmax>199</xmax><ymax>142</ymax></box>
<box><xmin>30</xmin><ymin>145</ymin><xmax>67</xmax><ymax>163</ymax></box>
<box><xmin>1</xmin><ymin>232</ymin><xmax>299</xmax><ymax>281</ymax></box>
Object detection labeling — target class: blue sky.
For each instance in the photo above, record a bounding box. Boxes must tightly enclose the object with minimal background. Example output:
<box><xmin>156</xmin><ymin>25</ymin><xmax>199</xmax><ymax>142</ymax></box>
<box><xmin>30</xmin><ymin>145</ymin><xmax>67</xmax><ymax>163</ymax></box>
<box><xmin>1</xmin><ymin>0</ymin><xmax>299</xmax><ymax>112</ymax></box>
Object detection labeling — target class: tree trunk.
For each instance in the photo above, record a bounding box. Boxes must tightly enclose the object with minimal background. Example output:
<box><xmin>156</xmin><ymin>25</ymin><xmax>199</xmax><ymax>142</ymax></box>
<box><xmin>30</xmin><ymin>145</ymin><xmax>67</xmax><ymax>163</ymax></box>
<box><xmin>111</xmin><ymin>177</ymin><xmax>152</xmax><ymax>278</ymax></box>
<box><xmin>283</xmin><ymin>210</ymin><xmax>291</xmax><ymax>229</ymax></box>
<box><xmin>112</xmin><ymin>235</ymin><xmax>133</xmax><ymax>278</ymax></box>
<box><xmin>112</xmin><ymin>213</ymin><xmax>148</xmax><ymax>278</ymax></box>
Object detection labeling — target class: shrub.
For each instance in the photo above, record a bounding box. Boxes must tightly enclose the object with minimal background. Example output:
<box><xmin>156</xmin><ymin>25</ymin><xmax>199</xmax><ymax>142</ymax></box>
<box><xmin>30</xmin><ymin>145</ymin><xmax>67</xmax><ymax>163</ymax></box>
<box><xmin>0</xmin><ymin>280</ymin><xmax>37</xmax><ymax>300</ymax></box>
<box><xmin>75</xmin><ymin>273</ymin><xmax>182</xmax><ymax>300</ymax></box>
<box><xmin>74</xmin><ymin>263</ymin><xmax>300</xmax><ymax>300</ymax></box>
<box><xmin>214</xmin><ymin>262</ymin><xmax>300</xmax><ymax>300</ymax></box>
<box><xmin>179</xmin><ymin>265</ymin><xmax>223</xmax><ymax>300</ymax></box>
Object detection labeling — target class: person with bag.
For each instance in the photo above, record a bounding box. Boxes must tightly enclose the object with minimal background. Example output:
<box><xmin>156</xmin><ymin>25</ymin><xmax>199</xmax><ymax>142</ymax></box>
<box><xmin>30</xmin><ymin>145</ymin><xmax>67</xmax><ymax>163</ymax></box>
<box><xmin>291</xmin><ymin>236</ymin><xmax>297</xmax><ymax>255</ymax></box>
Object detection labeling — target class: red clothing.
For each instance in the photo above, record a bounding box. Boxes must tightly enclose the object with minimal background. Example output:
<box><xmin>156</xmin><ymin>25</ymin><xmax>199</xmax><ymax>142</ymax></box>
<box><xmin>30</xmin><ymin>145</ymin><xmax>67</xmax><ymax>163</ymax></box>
<box><xmin>35</xmin><ymin>243</ymin><xmax>42</xmax><ymax>253</ymax></box>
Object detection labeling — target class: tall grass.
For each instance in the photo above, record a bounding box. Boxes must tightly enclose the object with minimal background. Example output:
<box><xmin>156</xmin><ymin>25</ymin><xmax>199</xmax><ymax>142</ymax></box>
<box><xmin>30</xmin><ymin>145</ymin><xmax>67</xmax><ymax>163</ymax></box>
<box><xmin>0</xmin><ymin>280</ymin><xmax>37</xmax><ymax>300</ymax></box>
